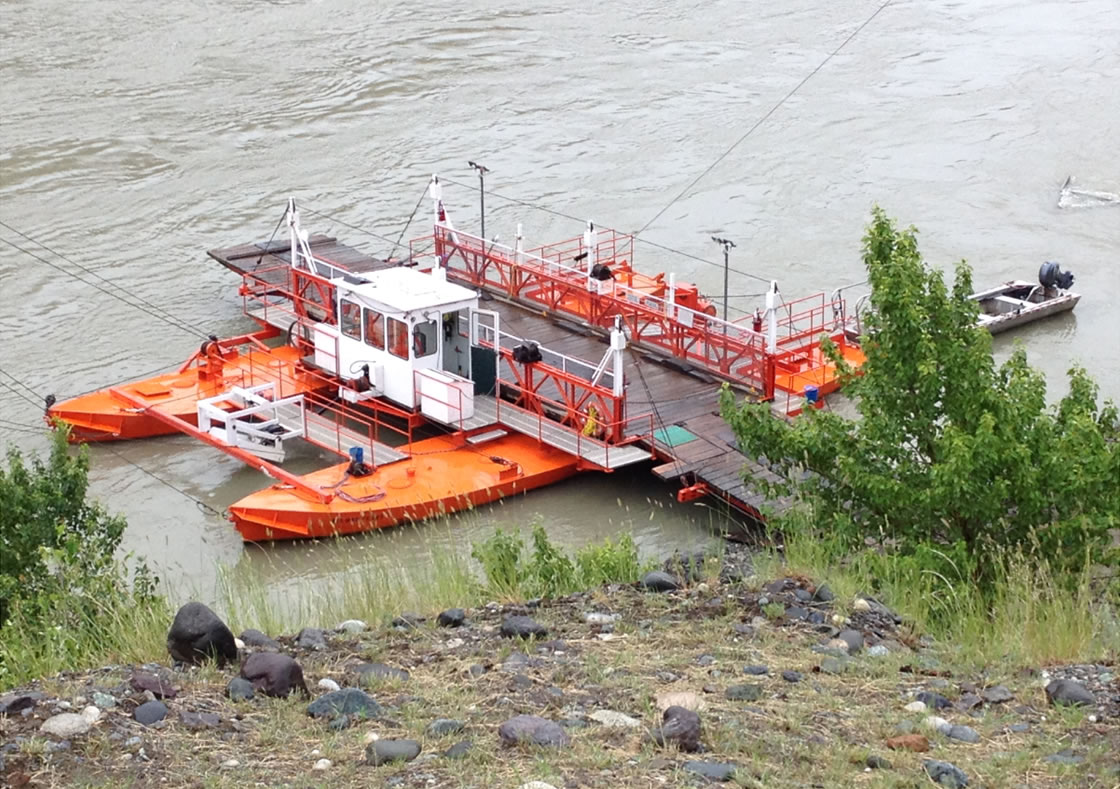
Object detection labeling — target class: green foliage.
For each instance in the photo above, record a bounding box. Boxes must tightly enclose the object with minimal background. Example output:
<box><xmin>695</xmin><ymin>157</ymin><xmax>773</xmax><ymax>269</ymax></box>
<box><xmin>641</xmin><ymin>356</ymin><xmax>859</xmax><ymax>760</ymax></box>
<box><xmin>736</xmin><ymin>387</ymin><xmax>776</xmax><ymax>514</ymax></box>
<box><xmin>721</xmin><ymin>207</ymin><xmax>1119</xmax><ymax>590</ymax></box>
<box><xmin>762</xmin><ymin>602</ymin><xmax>786</xmax><ymax>620</ymax></box>
<box><xmin>472</xmin><ymin>522</ymin><xmax>653</xmax><ymax>600</ymax></box>
<box><xmin>0</xmin><ymin>426</ymin><xmax>167</xmax><ymax>688</ymax></box>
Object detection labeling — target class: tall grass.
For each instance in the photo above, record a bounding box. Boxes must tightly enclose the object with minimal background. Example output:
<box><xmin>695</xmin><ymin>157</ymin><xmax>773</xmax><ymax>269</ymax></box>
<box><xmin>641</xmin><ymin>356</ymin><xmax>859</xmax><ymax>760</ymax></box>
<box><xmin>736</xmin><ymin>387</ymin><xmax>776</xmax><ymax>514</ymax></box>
<box><xmin>759</xmin><ymin>508</ymin><xmax>1119</xmax><ymax>667</ymax></box>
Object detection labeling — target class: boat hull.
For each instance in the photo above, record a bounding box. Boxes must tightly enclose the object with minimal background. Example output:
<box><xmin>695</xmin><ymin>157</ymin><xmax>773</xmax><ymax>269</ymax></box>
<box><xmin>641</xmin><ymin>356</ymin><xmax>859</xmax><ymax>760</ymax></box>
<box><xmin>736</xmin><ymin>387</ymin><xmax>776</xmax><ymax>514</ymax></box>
<box><xmin>229</xmin><ymin>432</ymin><xmax>582</xmax><ymax>541</ymax></box>
<box><xmin>971</xmin><ymin>281</ymin><xmax>1080</xmax><ymax>335</ymax></box>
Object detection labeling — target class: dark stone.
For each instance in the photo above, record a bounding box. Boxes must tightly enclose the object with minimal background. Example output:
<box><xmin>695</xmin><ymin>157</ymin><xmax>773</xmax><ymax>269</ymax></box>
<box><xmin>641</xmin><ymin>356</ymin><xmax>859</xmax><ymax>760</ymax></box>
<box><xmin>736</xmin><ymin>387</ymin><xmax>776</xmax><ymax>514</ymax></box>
<box><xmin>807</xmin><ymin>611</ymin><xmax>826</xmax><ymax>625</ymax></box>
<box><xmin>133</xmin><ymin>700</ymin><xmax>168</xmax><ymax>726</ymax></box>
<box><xmin>1008</xmin><ymin>722</ymin><xmax>1030</xmax><ymax>733</ymax></box>
<box><xmin>1045</xmin><ymin>679</ymin><xmax>1095</xmax><ymax>707</ymax></box>
<box><xmin>166</xmin><ymin>602</ymin><xmax>238</xmax><ymax>666</ymax></box>
<box><xmin>742</xmin><ymin>665</ymin><xmax>769</xmax><ymax>676</ymax></box>
<box><xmin>178</xmin><ymin>711</ymin><xmax>220</xmax><ymax>730</ymax></box>
<box><xmin>240</xmin><ymin>652</ymin><xmax>308</xmax><ymax>698</ymax></box>
<box><xmin>726</xmin><ymin>684</ymin><xmax>763</xmax><ymax>702</ymax></box>
<box><xmin>819</xmin><ymin>657</ymin><xmax>847</xmax><ymax>675</ymax></box>
<box><xmin>238</xmin><ymin>629</ymin><xmax>281</xmax><ymax>651</ymax></box>
<box><xmin>781</xmin><ymin>670</ymin><xmax>803</xmax><ymax>683</ymax></box>
<box><xmin>1043</xmin><ymin>749</ymin><xmax>1085</xmax><ymax>766</ymax></box>
<box><xmin>836</xmin><ymin>629</ymin><xmax>864</xmax><ymax>654</ymax></box>
<box><xmin>426</xmin><ymin>718</ymin><xmax>465</xmax><ymax>737</ymax></box>
<box><xmin>697</xmin><ymin>654</ymin><xmax>716</xmax><ymax>666</ymax></box>
<box><xmin>366</xmin><ymin>738</ymin><xmax>421</xmax><ymax>766</ymax></box>
<box><xmin>980</xmin><ymin>685</ymin><xmax>1013</xmax><ymax>704</ymax></box>
<box><xmin>391</xmin><ymin>612</ymin><xmax>425</xmax><ymax>629</ymax></box>
<box><xmin>306</xmin><ymin>689</ymin><xmax>381</xmax><ymax>721</ymax></box>
<box><xmin>812</xmin><ymin>584</ymin><xmax>835</xmax><ymax>603</ymax></box>
<box><xmin>354</xmin><ymin>662</ymin><xmax>410</xmax><ymax>684</ymax></box>
<box><xmin>500</xmin><ymin>615</ymin><xmax>548</xmax><ymax>640</ymax></box>
<box><xmin>328</xmin><ymin>714</ymin><xmax>351</xmax><ymax>730</ymax></box>
<box><xmin>923</xmin><ymin>759</ymin><xmax>969</xmax><ymax>787</ymax></box>
<box><xmin>957</xmin><ymin>693</ymin><xmax>983</xmax><ymax>711</ymax></box>
<box><xmin>443</xmin><ymin>740</ymin><xmax>472</xmax><ymax>759</ymax></box>
<box><xmin>497</xmin><ymin>715</ymin><xmax>571</xmax><ymax>747</ymax></box>
<box><xmin>793</xmin><ymin>588</ymin><xmax>812</xmax><ymax>603</ymax></box>
<box><xmin>866</xmin><ymin>754</ymin><xmax>892</xmax><ymax>769</ymax></box>
<box><xmin>683</xmin><ymin>761</ymin><xmax>736</xmax><ymax>781</ymax></box>
<box><xmin>731</xmin><ymin>623</ymin><xmax>754</xmax><ymax>636</ymax></box>
<box><xmin>0</xmin><ymin>692</ymin><xmax>44</xmax><ymax>715</ymax></box>
<box><xmin>650</xmin><ymin>705</ymin><xmax>701</xmax><ymax>752</ymax></box>
<box><xmin>917</xmin><ymin>691</ymin><xmax>953</xmax><ymax>709</ymax></box>
<box><xmin>945</xmin><ymin>724</ymin><xmax>980</xmax><ymax>744</ymax></box>
<box><xmin>295</xmin><ymin>627</ymin><xmax>327</xmax><ymax>650</ymax></box>
<box><xmin>785</xmin><ymin>605</ymin><xmax>809</xmax><ymax>622</ymax></box>
<box><xmin>437</xmin><ymin>608</ymin><xmax>466</xmax><ymax>628</ymax></box>
<box><xmin>640</xmin><ymin>570</ymin><xmax>681</xmax><ymax>592</ymax></box>
<box><xmin>226</xmin><ymin>678</ymin><xmax>254</xmax><ymax>702</ymax></box>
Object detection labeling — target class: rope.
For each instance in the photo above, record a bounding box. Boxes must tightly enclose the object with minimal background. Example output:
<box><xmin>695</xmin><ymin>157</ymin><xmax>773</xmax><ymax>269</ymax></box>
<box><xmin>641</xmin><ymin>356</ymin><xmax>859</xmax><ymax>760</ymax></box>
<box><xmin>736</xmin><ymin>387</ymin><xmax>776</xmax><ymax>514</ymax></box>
<box><xmin>635</xmin><ymin>0</ymin><xmax>894</xmax><ymax>236</ymax></box>
<box><xmin>252</xmin><ymin>208</ymin><xmax>289</xmax><ymax>271</ymax></box>
<box><xmin>385</xmin><ymin>183</ymin><xmax>431</xmax><ymax>261</ymax></box>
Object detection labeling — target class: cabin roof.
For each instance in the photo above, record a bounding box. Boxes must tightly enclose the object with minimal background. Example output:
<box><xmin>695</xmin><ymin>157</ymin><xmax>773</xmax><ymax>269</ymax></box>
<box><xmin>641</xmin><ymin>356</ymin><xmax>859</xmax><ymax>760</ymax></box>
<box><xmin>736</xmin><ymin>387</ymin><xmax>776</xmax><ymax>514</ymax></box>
<box><xmin>339</xmin><ymin>267</ymin><xmax>478</xmax><ymax>314</ymax></box>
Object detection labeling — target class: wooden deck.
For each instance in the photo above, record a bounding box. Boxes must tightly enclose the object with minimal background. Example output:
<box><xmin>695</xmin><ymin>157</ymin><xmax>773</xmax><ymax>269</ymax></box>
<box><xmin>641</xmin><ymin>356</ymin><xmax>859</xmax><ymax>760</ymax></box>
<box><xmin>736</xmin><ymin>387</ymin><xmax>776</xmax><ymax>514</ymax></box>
<box><xmin>210</xmin><ymin>238</ymin><xmax>791</xmax><ymax>523</ymax></box>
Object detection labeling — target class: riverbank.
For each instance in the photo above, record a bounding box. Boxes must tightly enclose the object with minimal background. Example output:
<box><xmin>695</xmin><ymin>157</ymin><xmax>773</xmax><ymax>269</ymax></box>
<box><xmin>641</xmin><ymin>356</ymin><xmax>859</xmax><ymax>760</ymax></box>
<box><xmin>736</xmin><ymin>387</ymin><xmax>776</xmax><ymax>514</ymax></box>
<box><xmin>2</xmin><ymin>546</ymin><xmax>1116</xmax><ymax>788</ymax></box>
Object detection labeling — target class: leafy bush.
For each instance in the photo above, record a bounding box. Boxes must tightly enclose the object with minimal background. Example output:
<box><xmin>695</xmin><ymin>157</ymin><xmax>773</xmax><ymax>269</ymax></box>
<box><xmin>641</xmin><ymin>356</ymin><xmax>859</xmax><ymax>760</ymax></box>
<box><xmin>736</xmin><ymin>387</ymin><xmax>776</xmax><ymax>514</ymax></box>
<box><xmin>721</xmin><ymin>207</ymin><xmax>1119</xmax><ymax>591</ymax></box>
<box><xmin>471</xmin><ymin>527</ymin><xmax>526</xmax><ymax>598</ymax></box>
<box><xmin>575</xmin><ymin>532</ymin><xmax>647</xmax><ymax>586</ymax></box>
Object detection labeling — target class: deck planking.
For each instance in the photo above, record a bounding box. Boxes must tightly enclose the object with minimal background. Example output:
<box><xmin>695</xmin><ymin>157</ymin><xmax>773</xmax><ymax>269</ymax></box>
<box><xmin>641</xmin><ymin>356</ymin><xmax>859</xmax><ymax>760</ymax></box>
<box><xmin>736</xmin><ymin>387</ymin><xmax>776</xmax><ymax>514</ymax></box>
<box><xmin>209</xmin><ymin>238</ymin><xmax>789</xmax><ymax>523</ymax></box>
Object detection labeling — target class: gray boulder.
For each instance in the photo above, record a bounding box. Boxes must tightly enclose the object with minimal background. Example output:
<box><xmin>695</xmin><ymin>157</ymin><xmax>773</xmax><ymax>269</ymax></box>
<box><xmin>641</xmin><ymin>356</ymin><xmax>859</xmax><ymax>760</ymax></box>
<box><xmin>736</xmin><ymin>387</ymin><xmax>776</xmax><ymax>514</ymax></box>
<box><xmin>1045</xmin><ymin>679</ymin><xmax>1095</xmax><ymax>707</ymax></box>
<box><xmin>166</xmin><ymin>602</ymin><xmax>238</xmax><ymax>666</ymax></box>
<box><xmin>295</xmin><ymin>627</ymin><xmax>327</xmax><ymax>650</ymax></box>
<box><xmin>366</xmin><ymin>738</ymin><xmax>421</xmax><ymax>766</ymax></box>
<box><xmin>239</xmin><ymin>629</ymin><xmax>281</xmax><ymax>651</ymax></box>
<box><xmin>240</xmin><ymin>652</ymin><xmax>308</xmax><ymax>698</ymax></box>
<box><xmin>226</xmin><ymin>678</ymin><xmax>255</xmax><ymax>702</ymax></box>
<box><xmin>437</xmin><ymin>608</ymin><xmax>466</xmax><ymax>627</ymax></box>
<box><xmin>353</xmin><ymin>662</ymin><xmax>410</xmax><ymax>684</ymax></box>
<box><xmin>924</xmin><ymin>759</ymin><xmax>968</xmax><ymax>787</ymax></box>
<box><xmin>650</xmin><ymin>705</ymin><xmax>701</xmax><ymax>752</ymax></box>
<box><xmin>498</xmin><ymin>715</ymin><xmax>570</xmax><ymax>747</ymax></box>
<box><xmin>426</xmin><ymin>718</ymin><xmax>465</xmax><ymax>736</ymax></box>
<box><xmin>684</xmin><ymin>761</ymin><xmax>736</xmax><ymax>782</ymax></box>
<box><xmin>640</xmin><ymin>571</ymin><xmax>681</xmax><ymax>592</ymax></box>
<box><xmin>306</xmin><ymin>689</ymin><xmax>381</xmax><ymax>721</ymax></box>
<box><xmin>133</xmin><ymin>700</ymin><xmax>168</xmax><ymax>726</ymax></box>
<box><xmin>500</xmin><ymin>615</ymin><xmax>548</xmax><ymax>639</ymax></box>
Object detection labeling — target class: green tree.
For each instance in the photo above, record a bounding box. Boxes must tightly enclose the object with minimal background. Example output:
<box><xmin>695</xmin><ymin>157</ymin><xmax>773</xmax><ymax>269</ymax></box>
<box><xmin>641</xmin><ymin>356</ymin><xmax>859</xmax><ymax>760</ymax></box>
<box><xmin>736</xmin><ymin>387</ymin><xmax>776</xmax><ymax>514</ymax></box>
<box><xmin>0</xmin><ymin>426</ymin><xmax>127</xmax><ymax>625</ymax></box>
<box><xmin>720</xmin><ymin>207</ymin><xmax>1119</xmax><ymax>587</ymax></box>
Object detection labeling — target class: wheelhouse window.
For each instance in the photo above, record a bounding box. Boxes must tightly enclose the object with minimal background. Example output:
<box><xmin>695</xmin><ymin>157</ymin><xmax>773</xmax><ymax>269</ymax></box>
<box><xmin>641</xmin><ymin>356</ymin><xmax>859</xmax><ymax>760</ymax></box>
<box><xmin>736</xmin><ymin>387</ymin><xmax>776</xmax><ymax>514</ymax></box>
<box><xmin>340</xmin><ymin>299</ymin><xmax>362</xmax><ymax>340</ymax></box>
<box><xmin>413</xmin><ymin>319</ymin><xmax>437</xmax><ymax>358</ymax></box>
<box><xmin>387</xmin><ymin>317</ymin><xmax>409</xmax><ymax>360</ymax></box>
<box><xmin>363</xmin><ymin>308</ymin><xmax>385</xmax><ymax>350</ymax></box>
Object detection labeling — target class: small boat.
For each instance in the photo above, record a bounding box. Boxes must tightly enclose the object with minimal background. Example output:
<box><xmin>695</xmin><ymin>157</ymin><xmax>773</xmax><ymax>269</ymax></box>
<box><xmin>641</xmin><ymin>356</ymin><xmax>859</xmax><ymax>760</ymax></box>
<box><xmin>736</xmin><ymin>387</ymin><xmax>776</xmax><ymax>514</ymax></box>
<box><xmin>971</xmin><ymin>262</ymin><xmax>1080</xmax><ymax>335</ymax></box>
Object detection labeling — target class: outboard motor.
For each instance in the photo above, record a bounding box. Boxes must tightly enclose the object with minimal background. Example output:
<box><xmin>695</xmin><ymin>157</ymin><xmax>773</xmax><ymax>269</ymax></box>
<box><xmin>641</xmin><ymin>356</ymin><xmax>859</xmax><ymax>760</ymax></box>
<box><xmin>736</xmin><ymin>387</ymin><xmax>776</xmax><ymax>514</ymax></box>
<box><xmin>512</xmin><ymin>341</ymin><xmax>543</xmax><ymax>364</ymax></box>
<box><xmin>590</xmin><ymin>263</ymin><xmax>614</xmax><ymax>281</ymax></box>
<box><xmin>1039</xmin><ymin>261</ymin><xmax>1075</xmax><ymax>290</ymax></box>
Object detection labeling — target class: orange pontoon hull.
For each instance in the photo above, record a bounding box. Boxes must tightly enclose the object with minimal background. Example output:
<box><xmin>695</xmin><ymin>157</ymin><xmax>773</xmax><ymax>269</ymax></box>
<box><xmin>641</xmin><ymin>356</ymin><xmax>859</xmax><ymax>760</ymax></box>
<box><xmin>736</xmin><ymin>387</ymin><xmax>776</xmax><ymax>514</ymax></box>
<box><xmin>229</xmin><ymin>432</ymin><xmax>581</xmax><ymax>541</ymax></box>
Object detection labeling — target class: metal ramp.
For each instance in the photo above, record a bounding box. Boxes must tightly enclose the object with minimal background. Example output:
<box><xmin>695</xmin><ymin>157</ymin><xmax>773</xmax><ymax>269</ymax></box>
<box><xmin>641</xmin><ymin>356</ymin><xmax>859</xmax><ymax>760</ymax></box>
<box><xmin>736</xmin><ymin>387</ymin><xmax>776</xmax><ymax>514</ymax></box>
<box><xmin>273</xmin><ymin>401</ymin><xmax>408</xmax><ymax>465</ymax></box>
<box><xmin>473</xmin><ymin>394</ymin><xmax>650</xmax><ymax>470</ymax></box>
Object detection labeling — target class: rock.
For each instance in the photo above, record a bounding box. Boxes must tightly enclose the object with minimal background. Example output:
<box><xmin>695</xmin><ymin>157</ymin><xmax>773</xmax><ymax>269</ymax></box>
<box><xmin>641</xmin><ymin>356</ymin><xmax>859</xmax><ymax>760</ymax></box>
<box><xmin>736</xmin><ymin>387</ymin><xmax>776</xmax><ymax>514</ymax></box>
<box><xmin>354</xmin><ymin>662</ymin><xmax>410</xmax><ymax>684</ymax></box>
<box><xmin>318</xmin><ymin>678</ymin><xmax>340</xmax><ymax>693</ymax></box>
<box><xmin>867</xmin><ymin>644</ymin><xmax>889</xmax><ymax>657</ymax></box>
<box><xmin>650</xmin><ymin>705</ymin><xmax>701</xmax><ymax>752</ymax></box>
<box><xmin>924</xmin><ymin>759</ymin><xmax>969</xmax><ymax>787</ymax></box>
<box><xmin>836</xmin><ymin>629</ymin><xmax>864</xmax><ymax>654</ymax></box>
<box><xmin>313</xmin><ymin>758</ymin><xmax>331</xmax><ymax>771</ymax></box>
<box><xmin>443</xmin><ymin>740</ymin><xmax>472</xmax><ymax>759</ymax></box>
<box><xmin>498</xmin><ymin>715</ymin><xmax>570</xmax><ymax>748</ymax></box>
<box><xmin>336</xmin><ymin>619</ymin><xmax>367</xmax><ymax>634</ymax></box>
<box><xmin>640</xmin><ymin>570</ymin><xmax>681</xmax><ymax>592</ymax></box>
<box><xmin>239</xmin><ymin>629</ymin><xmax>281</xmax><ymax>651</ymax></box>
<box><xmin>793</xmin><ymin>588</ymin><xmax>812</xmax><ymax>603</ymax></box>
<box><xmin>240</xmin><ymin>652</ymin><xmax>308</xmax><ymax>698</ymax></box>
<box><xmin>295</xmin><ymin>627</ymin><xmax>327</xmax><ymax>650</ymax></box>
<box><xmin>781</xmin><ymin>670</ymin><xmax>803</xmax><ymax>683</ymax></box>
<box><xmin>904</xmin><ymin>700</ymin><xmax>927</xmax><ymax>713</ymax></box>
<box><xmin>742</xmin><ymin>665</ymin><xmax>769</xmax><ymax>676</ymax></box>
<box><xmin>1008</xmin><ymin>722</ymin><xmax>1030</xmax><ymax>733</ymax></box>
<box><xmin>697</xmin><ymin>654</ymin><xmax>716</xmax><ymax>666</ymax></box>
<box><xmin>468</xmin><ymin>664</ymin><xmax>486</xmax><ymax>678</ymax></box>
<box><xmin>306</xmin><ymin>689</ymin><xmax>381</xmax><ymax>721</ymax></box>
<box><xmin>656</xmin><ymin>691</ymin><xmax>705</xmax><ymax>712</ymax></box>
<box><xmin>866</xmin><ymin>754</ymin><xmax>892</xmax><ymax>769</ymax></box>
<box><xmin>392</xmin><ymin>612</ymin><xmax>425</xmax><ymax>628</ymax></box>
<box><xmin>886</xmin><ymin>734</ymin><xmax>930</xmax><ymax>752</ymax></box>
<box><xmin>852</xmin><ymin>598</ymin><xmax>872</xmax><ymax>613</ymax></box>
<box><xmin>785</xmin><ymin>605</ymin><xmax>808</xmax><ymax>621</ymax></box>
<box><xmin>437</xmin><ymin>608</ymin><xmax>466</xmax><ymax>627</ymax></box>
<box><xmin>1045</xmin><ymin>679</ymin><xmax>1095</xmax><ymax>707</ymax></box>
<box><xmin>683</xmin><ymin>761</ymin><xmax>736</xmax><ymax>781</ymax></box>
<box><xmin>726</xmin><ymin>684</ymin><xmax>763</xmax><ymax>702</ymax></box>
<box><xmin>589</xmin><ymin>710</ymin><xmax>641</xmax><ymax>729</ymax></box>
<box><xmin>226</xmin><ymin>678</ymin><xmax>255</xmax><ymax>702</ymax></box>
<box><xmin>0</xmin><ymin>692</ymin><xmax>44</xmax><ymax>715</ymax></box>
<box><xmin>426</xmin><ymin>718</ymin><xmax>465</xmax><ymax>736</ymax></box>
<box><xmin>917</xmin><ymin>691</ymin><xmax>953</xmax><ymax>709</ymax></box>
<box><xmin>133</xmin><ymin>700</ymin><xmax>168</xmax><ymax>726</ymax></box>
<box><xmin>166</xmin><ymin>602</ymin><xmax>238</xmax><ymax>666</ymax></box>
<box><xmin>91</xmin><ymin>691</ymin><xmax>116</xmax><ymax>709</ymax></box>
<box><xmin>328</xmin><ymin>714</ymin><xmax>351</xmax><ymax>730</ymax></box>
<box><xmin>1044</xmin><ymin>749</ymin><xmax>1085</xmax><ymax>766</ymax></box>
<box><xmin>812</xmin><ymin>584</ymin><xmax>835</xmax><ymax>603</ymax></box>
<box><xmin>980</xmin><ymin>685</ymin><xmax>1013</xmax><ymax>704</ymax></box>
<box><xmin>179</xmin><ymin>711</ymin><xmax>221</xmax><ymax>730</ymax></box>
<box><xmin>819</xmin><ymin>657</ymin><xmax>847</xmax><ymax>675</ymax></box>
<box><xmin>945</xmin><ymin>724</ymin><xmax>980</xmax><ymax>743</ymax></box>
<box><xmin>130</xmin><ymin>671</ymin><xmax>177</xmax><ymax>699</ymax></box>
<box><xmin>366</xmin><ymin>738</ymin><xmax>421</xmax><ymax>766</ymax></box>
<box><xmin>40</xmin><ymin>712</ymin><xmax>93</xmax><ymax>738</ymax></box>
<box><xmin>923</xmin><ymin>715</ymin><xmax>952</xmax><ymax>734</ymax></box>
<box><xmin>500</xmin><ymin>615</ymin><xmax>548</xmax><ymax>639</ymax></box>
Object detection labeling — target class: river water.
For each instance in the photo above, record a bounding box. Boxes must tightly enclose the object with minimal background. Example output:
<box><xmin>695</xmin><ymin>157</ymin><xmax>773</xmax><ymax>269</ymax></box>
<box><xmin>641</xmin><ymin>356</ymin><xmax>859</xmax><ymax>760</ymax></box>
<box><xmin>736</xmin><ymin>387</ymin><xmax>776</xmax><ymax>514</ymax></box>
<box><xmin>1</xmin><ymin>0</ymin><xmax>1118</xmax><ymax>602</ymax></box>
